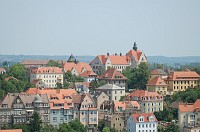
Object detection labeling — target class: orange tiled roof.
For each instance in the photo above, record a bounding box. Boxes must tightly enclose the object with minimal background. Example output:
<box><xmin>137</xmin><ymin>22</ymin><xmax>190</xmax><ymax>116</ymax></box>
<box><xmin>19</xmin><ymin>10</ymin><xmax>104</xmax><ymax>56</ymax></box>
<box><xmin>127</xmin><ymin>49</ymin><xmax>143</xmax><ymax>62</ymax></box>
<box><xmin>179</xmin><ymin>104</ymin><xmax>195</xmax><ymax>112</ymax></box>
<box><xmin>31</xmin><ymin>67</ymin><xmax>63</xmax><ymax>74</ymax></box>
<box><xmin>128</xmin><ymin>90</ymin><xmax>162</xmax><ymax>97</ymax></box>
<box><xmin>21</xmin><ymin>60</ymin><xmax>49</xmax><ymax>65</ymax></box>
<box><xmin>98</xmin><ymin>68</ymin><xmax>127</xmax><ymax>80</ymax></box>
<box><xmin>168</xmin><ymin>71</ymin><xmax>199</xmax><ymax>80</ymax></box>
<box><xmin>146</xmin><ymin>76</ymin><xmax>167</xmax><ymax>86</ymax></box>
<box><xmin>92</xmin><ymin>55</ymin><xmax>131</xmax><ymax>65</ymax></box>
<box><xmin>114</xmin><ymin>101</ymin><xmax>140</xmax><ymax>111</ymax></box>
<box><xmin>75</xmin><ymin>82</ymin><xmax>91</xmax><ymax>88</ymax></box>
<box><xmin>25</xmin><ymin>88</ymin><xmax>77</xmax><ymax>95</ymax></box>
<box><xmin>80</xmin><ymin>71</ymin><xmax>97</xmax><ymax>78</ymax></box>
<box><xmin>194</xmin><ymin>99</ymin><xmax>200</xmax><ymax>108</ymax></box>
<box><xmin>63</xmin><ymin>62</ymin><xmax>92</xmax><ymax>74</ymax></box>
<box><xmin>131</xmin><ymin>113</ymin><xmax>158</xmax><ymax>123</ymax></box>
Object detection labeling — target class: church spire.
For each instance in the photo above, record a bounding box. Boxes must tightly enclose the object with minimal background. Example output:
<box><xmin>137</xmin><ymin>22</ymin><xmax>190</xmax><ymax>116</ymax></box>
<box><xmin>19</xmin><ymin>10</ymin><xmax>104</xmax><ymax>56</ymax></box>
<box><xmin>133</xmin><ymin>42</ymin><xmax>138</xmax><ymax>51</ymax></box>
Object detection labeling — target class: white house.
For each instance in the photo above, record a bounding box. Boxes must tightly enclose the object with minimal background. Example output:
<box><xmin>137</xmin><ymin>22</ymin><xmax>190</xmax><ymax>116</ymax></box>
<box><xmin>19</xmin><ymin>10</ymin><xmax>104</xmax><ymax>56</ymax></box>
<box><xmin>96</xmin><ymin>84</ymin><xmax>125</xmax><ymax>101</ymax></box>
<box><xmin>127</xmin><ymin>113</ymin><xmax>158</xmax><ymax>132</ymax></box>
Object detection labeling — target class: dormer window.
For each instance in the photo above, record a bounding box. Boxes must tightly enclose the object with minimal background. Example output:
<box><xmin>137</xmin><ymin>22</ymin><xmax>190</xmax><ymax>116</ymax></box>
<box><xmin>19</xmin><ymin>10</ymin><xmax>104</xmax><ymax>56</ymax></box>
<box><xmin>149</xmin><ymin>116</ymin><xmax>155</xmax><ymax>122</ymax></box>
<box><xmin>2</xmin><ymin>104</ymin><xmax>8</xmax><ymax>108</ymax></box>
<box><xmin>139</xmin><ymin>116</ymin><xmax>144</xmax><ymax>122</ymax></box>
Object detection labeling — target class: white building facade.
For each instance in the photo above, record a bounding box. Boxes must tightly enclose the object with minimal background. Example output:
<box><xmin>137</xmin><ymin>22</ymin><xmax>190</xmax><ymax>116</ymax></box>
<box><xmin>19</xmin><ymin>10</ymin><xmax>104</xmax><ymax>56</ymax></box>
<box><xmin>127</xmin><ymin>113</ymin><xmax>158</xmax><ymax>132</ymax></box>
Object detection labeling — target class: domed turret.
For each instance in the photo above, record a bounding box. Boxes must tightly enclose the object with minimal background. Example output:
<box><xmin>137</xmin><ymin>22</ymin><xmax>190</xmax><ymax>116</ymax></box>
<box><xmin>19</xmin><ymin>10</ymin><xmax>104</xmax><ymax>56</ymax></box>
<box><xmin>67</xmin><ymin>54</ymin><xmax>76</xmax><ymax>62</ymax></box>
<box><xmin>133</xmin><ymin>42</ymin><xmax>138</xmax><ymax>51</ymax></box>
<box><xmin>34</xmin><ymin>94</ymin><xmax>42</xmax><ymax>102</ymax></box>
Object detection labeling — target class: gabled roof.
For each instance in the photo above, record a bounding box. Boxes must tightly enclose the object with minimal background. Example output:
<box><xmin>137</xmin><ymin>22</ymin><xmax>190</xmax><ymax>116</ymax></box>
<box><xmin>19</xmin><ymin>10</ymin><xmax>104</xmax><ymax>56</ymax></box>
<box><xmin>63</xmin><ymin>62</ymin><xmax>92</xmax><ymax>74</ymax></box>
<box><xmin>146</xmin><ymin>76</ymin><xmax>167</xmax><ymax>86</ymax></box>
<box><xmin>150</xmin><ymin>69</ymin><xmax>167</xmax><ymax>75</ymax></box>
<box><xmin>127</xmin><ymin>49</ymin><xmax>143</xmax><ymax>62</ymax></box>
<box><xmin>90</xmin><ymin>55</ymin><xmax>131</xmax><ymax>65</ymax></box>
<box><xmin>114</xmin><ymin>101</ymin><xmax>140</xmax><ymax>112</ymax></box>
<box><xmin>75</xmin><ymin>82</ymin><xmax>91</xmax><ymax>88</ymax></box>
<box><xmin>98</xmin><ymin>68</ymin><xmax>127</xmax><ymax>80</ymax></box>
<box><xmin>80</xmin><ymin>70</ymin><xmax>97</xmax><ymax>78</ymax></box>
<box><xmin>96</xmin><ymin>84</ymin><xmax>125</xmax><ymax>90</ymax></box>
<box><xmin>30</xmin><ymin>67</ymin><xmax>63</xmax><ymax>74</ymax></box>
<box><xmin>131</xmin><ymin>113</ymin><xmax>158</xmax><ymax>123</ymax></box>
<box><xmin>128</xmin><ymin>90</ymin><xmax>162</xmax><ymax>97</ymax></box>
<box><xmin>21</xmin><ymin>60</ymin><xmax>49</xmax><ymax>65</ymax></box>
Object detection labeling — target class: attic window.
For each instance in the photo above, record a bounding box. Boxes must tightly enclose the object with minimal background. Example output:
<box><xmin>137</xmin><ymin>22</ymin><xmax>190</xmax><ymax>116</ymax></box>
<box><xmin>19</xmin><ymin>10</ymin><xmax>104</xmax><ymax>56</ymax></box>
<box><xmin>139</xmin><ymin>117</ymin><xmax>144</xmax><ymax>122</ymax></box>
<box><xmin>2</xmin><ymin>104</ymin><xmax>8</xmax><ymax>108</ymax></box>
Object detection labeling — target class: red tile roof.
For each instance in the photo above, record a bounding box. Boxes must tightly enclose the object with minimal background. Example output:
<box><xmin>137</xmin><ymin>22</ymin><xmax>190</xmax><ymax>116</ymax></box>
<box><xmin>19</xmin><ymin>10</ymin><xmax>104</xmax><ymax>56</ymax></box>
<box><xmin>168</xmin><ymin>71</ymin><xmax>199</xmax><ymax>80</ymax></box>
<box><xmin>91</xmin><ymin>55</ymin><xmax>131</xmax><ymax>65</ymax></box>
<box><xmin>128</xmin><ymin>90</ymin><xmax>162</xmax><ymax>97</ymax></box>
<box><xmin>21</xmin><ymin>60</ymin><xmax>49</xmax><ymax>65</ymax></box>
<box><xmin>179</xmin><ymin>104</ymin><xmax>195</xmax><ymax>112</ymax></box>
<box><xmin>4</xmin><ymin>76</ymin><xmax>18</xmax><ymax>81</ymax></box>
<box><xmin>75</xmin><ymin>82</ymin><xmax>91</xmax><ymax>88</ymax></box>
<box><xmin>114</xmin><ymin>101</ymin><xmax>140</xmax><ymax>111</ymax></box>
<box><xmin>131</xmin><ymin>113</ymin><xmax>158</xmax><ymax>123</ymax></box>
<box><xmin>146</xmin><ymin>76</ymin><xmax>167</xmax><ymax>86</ymax></box>
<box><xmin>98</xmin><ymin>68</ymin><xmax>127</xmax><ymax>80</ymax></box>
<box><xmin>31</xmin><ymin>67</ymin><xmax>63</xmax><ymax>74</ymax></box>
<box><xmin>80</xmin><ymin>70</ymin><xmax>97</xmax><ymax>78</ymax></box>
<box><xmin>179</xmin><ymin>99</ymin><xmax>200</xmax><ymax>112</ymax></box>
<box><xmin>63</xmin><ymin>62</ymin><xmax>92</xmax><ymax>74</ymax></box>
<box><xmin>127</xmin><ymin>49</ymin><xmax>143</xmax><ymax>62</ymax></box>
<box><xmin>25</xmin><ymin>88</ymin><xmax>77</xmax><ymax>95</ymax></box>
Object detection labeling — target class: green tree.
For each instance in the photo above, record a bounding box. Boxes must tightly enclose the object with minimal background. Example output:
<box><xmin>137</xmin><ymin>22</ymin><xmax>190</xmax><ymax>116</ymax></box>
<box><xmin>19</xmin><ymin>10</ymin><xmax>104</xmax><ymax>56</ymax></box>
<box><xmin>102</xmin><ymin>127</ymin><xmax>110</xmax><ymax>132</ymax></box>
<box><xmin>13</xmin><ymin>124</ymin><xmax>30</xmax><ymax>132</ymax></box>
<box><xmin>9</xmin><ymin>63</ymin><xmax>28</xmax><ymax>81</ymax></box>
<box><xmin>40</xmin><ymin>124</ymin><xmax>58</xmax><ymax>132</ymax></box>
<box><xmin>98</xmin><ymin>120</ymin><xmax>105</xmax><ymax>132</ymax></box>
<box><xmin>164</xmin><ymin>124</ymin><xmax>179</xmax><ymax>132</ymax></box>
<box><xmin>123</xmin><ymin>62</ymin><xmax>149</xmax><ymax>90</ymax></box>
<box><xmin>47</xmin><ymin>60</ymin><xmax>62</xmax><ymax>68</ymax></box>
<box><xmin>30</xmin><ymin>112</ymin><xmax>42</xmax><ymax>132</ymax></box>
<box><xmin>56</xmin><ymin>82</ymin><xmax>63</xmax><ymax>88</ymax></box>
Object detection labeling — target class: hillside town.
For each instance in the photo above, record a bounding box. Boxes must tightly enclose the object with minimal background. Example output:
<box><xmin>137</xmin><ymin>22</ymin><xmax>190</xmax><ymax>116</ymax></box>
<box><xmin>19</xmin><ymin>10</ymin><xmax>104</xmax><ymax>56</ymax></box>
<box><xmin>0</xmin><ymin>44</ymin><xmax>199</xmax><ymax>132</ymax></box>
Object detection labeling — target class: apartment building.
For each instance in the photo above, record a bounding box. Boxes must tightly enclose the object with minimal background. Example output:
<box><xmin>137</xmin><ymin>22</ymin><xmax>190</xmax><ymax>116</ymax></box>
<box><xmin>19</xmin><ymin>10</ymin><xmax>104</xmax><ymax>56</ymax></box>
<box><xmin>126</xmin><ymin>90</ymin><xmax>163</xmax><ymax>113</ymax></box>
<box><xmin>165</xmin><ymin>70</ymin><xmax>199</xmax><ymax>95</ymax></box>
<box><xmin>127</xmin><ymin>113</ymin><xmax>158</xmax><ymax>132</ymax></box>
<box><xmin>178</xmin><ymin>99</ymin><xmax>200</xmax><ymax>132</ymax></box>
<box><xmin>30</xmin><ymin>67</ymin><xmax>63</xmax><ymax>88</ymax></box>
<box><xmin>96</xmin><ymin>84</ymin><xmax>125</xmax><ymax>102</ymax></box>
<box><xmin>90</xmin><ymin>43</ymin><xmax>147</xmax><ymax>74</ymax></box>
<box><xmin>80</xmin><ymin>70</ymin><xmax>97</xmax><ymax>82</ymax></box>
<box><xmin>49</xmin><ymin>94</ymin><xmax>74</xmax><ymax>127</ymax></box>
<box><xmin>146</xmin><ymin>76</ymin><xmax>168</xmax><ymax>96</ymax></box>
<box><xmin>97</xmin><ymin>68</ymin><xmax>127</xmax><ymax>88</ymax></box>
<box><xmin>71</xmin><ymin>94</ymin><xmax>98</xmax><ymax>129</ymax></box>
<box><xmin>0</xmin><ymin>93</ymin><xmax>50</xmax><ymax>128</ymax></box>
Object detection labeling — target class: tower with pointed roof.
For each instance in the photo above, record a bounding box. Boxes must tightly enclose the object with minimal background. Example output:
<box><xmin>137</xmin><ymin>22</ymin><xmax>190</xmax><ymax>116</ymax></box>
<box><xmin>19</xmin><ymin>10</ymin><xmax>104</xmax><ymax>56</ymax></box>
<box><xmin>133</xmin><ymin>42</ymin><xmax>138</xmax><ymax>51</ymax></box>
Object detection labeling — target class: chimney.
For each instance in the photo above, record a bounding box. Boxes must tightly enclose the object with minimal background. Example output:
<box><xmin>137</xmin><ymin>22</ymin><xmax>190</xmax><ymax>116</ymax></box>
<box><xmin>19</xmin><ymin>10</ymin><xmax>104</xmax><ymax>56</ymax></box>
<box><xmin>120</xmin><ymin>53</ymin><xmax>122</xmax><ymax>56</ymax></box>
<box><xmin>107</xmin><ymin>53</ymin><xmax>109</xmax><ymax>56</ymax></box>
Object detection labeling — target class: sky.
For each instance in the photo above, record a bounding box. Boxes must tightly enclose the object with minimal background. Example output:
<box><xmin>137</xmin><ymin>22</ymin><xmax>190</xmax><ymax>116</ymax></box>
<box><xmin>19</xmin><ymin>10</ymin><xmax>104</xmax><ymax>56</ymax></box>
<box><xmin>0</xmin><ymin>0</ymin><xmax>200</xmax><ymax>57</ymax></box>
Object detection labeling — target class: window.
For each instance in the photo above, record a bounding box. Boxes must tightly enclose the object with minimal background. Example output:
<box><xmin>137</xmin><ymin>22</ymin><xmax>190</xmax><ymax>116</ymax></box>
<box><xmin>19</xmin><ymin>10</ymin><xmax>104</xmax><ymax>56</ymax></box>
<box><xmin>53</xmin><ymin>117</ymin><xmax>57</xmax><ymax>122</ymax></box>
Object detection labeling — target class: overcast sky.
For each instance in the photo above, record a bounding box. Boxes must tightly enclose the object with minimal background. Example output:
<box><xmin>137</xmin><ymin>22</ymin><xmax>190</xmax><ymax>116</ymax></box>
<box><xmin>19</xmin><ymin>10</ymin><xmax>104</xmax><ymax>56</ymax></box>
<box><xmin>0</xmin><ymin>0</ymin><xmax>199</xmax><ymax>57</ymax></box>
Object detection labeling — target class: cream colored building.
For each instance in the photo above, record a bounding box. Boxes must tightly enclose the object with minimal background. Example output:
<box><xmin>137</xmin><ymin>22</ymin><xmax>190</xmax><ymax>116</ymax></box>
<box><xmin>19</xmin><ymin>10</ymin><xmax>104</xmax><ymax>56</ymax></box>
<box><xmin>96</xmin><ymin>84</ymin><xmax>125</xmax><ymax>102</ymax></box>
<box><xmin>30</xmin><ymin>67</ymin><xmax>63</xmax><ymax>88</ymax></box>
<box><xmin>165</xmin><ymin>70</ymin><xmax>199</xmax><ymax>95</ymax></box>
<box><xmin>146</xmin><ymin>76</ymin><xmax>168</xmax><ymax>96</ymax></box>
<box><xmin>126</xmin><ymin>90</ymin><xmax>163</xmax><ymax>113</ymax></box>
<box><xmin>178</xmin><ymin>99</ymin><xmax>200</xmax><ymax>132</ymax></box>
<box><xmin>90</xmin><ymin>43</ymin><xmax>147</xmax><ymax>74</ymax></box>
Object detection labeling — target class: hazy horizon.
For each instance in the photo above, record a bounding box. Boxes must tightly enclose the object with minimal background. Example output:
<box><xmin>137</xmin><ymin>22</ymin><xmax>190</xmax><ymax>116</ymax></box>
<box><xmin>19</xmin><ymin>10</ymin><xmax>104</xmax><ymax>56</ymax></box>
<box><xmin>0</xmin><ymin>0</ymin><xmax>200</xmax><ymax>57</ymax></box>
